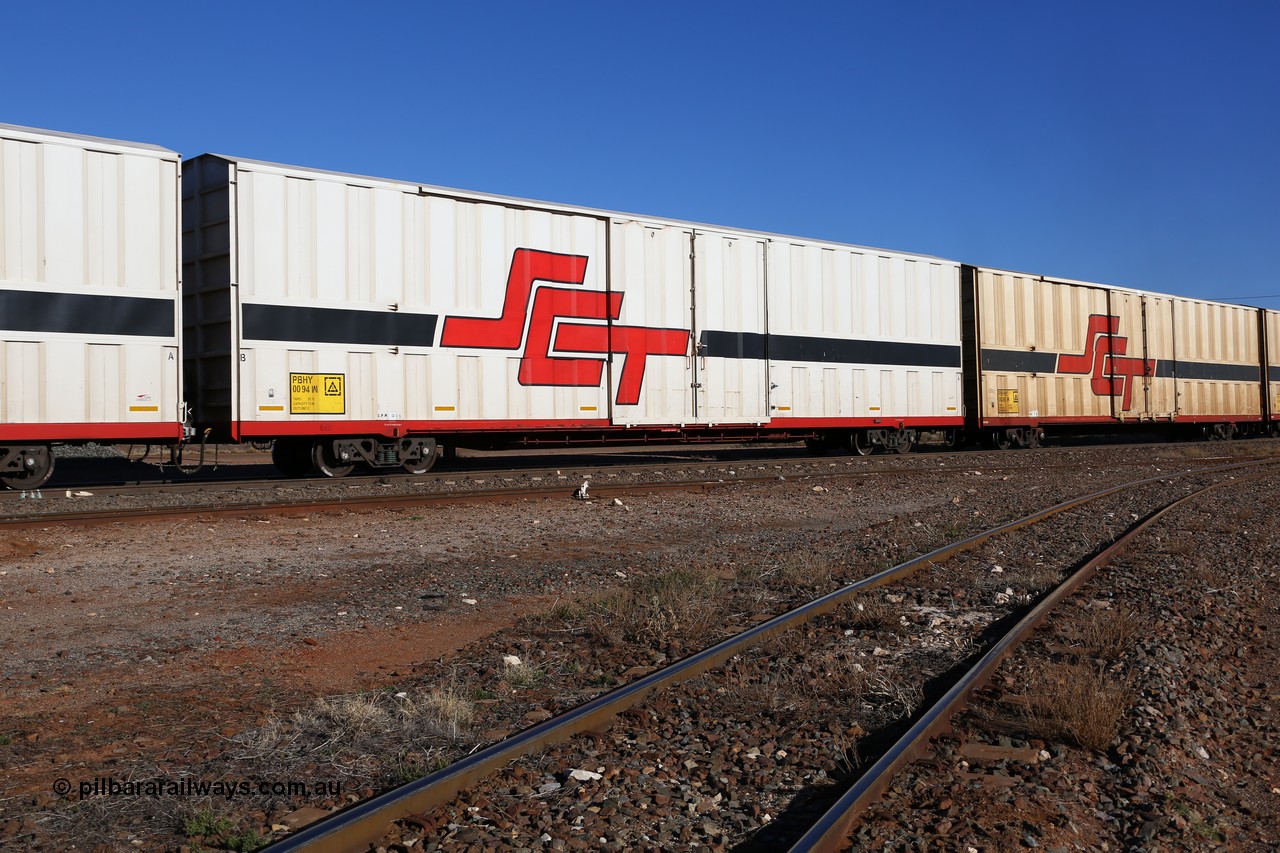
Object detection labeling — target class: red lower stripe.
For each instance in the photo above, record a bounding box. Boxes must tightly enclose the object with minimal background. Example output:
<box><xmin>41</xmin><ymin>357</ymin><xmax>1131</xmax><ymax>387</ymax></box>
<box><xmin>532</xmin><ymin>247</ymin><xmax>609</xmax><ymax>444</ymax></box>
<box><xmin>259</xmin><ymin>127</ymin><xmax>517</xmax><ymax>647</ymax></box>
<box><xmin>0</xmin><ymin>422</ymin><xmax>184</xmax><ymax>442</ymax></box>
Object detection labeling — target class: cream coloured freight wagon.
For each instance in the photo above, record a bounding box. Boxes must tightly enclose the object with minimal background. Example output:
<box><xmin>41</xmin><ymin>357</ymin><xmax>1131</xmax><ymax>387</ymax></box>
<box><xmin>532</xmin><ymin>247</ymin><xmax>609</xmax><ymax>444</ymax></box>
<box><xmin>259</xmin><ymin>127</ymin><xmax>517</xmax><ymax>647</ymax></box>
<box><xmin>965</xmin><ymin>265</ymin><xmax>1267</xmax><ymax>446</ymax></box>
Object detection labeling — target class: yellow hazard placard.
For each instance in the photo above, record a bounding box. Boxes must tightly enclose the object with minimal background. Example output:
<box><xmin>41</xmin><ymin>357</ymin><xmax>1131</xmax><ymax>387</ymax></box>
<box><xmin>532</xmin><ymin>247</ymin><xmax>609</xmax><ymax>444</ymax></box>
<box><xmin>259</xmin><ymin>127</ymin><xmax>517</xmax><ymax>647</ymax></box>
<box><xmin>997</xmin><ymin>388</ymin><xmax>1019</xmax><ymax>414</ymax></box>
<box><xmin>290</xmin><ymin>373</ymin><xmax>346</xmax><ymax>414</ymax></box>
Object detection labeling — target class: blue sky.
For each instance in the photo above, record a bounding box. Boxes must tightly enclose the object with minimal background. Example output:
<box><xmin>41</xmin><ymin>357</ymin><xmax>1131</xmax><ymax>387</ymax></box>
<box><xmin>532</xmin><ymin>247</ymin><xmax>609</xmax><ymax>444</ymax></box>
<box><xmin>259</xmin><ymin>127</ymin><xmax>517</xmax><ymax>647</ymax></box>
<box><xmin>6</xmin><ymin>1</ymin><xmax>1277</xmax><ymax>302</ymax></box>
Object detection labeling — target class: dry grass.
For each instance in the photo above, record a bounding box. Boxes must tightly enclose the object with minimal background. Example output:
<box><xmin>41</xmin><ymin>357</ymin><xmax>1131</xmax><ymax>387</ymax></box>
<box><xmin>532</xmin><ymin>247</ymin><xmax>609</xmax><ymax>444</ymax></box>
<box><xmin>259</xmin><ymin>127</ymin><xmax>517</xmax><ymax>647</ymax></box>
<box><xmin>1018</xmin><ymin>662</ymin><xmax>1129</xmax><ymax>751</ymax></box>
<box><xmin>837</xmin><ymin>597</ymin><xmax>904</xmax><ymax>633</ymax></box>
<box><xmin>774</xmin><ymin>553</ymin><xmax>844</xmax><ymax>592</ymax></box>
<box><xmin>1071</xmin><ymin>607</ymin><xmax>1144</xmax><ymax>660</ymax></box>
<box><xmin>726</xmin><ymin>643</ymin><xmax>868</xmax><ymax>716</ymax></box>
<box><xmin>976</xmin><ymin>562</ymin><xmax>1061</xmax><ymax>602</ymax></box>
<box><xmin>584</xmin><ymin>567</ymin><xmax>724</xmax><ymax>648</ymax></box>
<box><xmin>863</xmin><ymin>672</ymin><xmax>923</xmax><ymax>722</ymax></box>
<box><xmin>236</xmin><ymin>681</ymin><xmax>476</xmax><ymax>777</ymax></box>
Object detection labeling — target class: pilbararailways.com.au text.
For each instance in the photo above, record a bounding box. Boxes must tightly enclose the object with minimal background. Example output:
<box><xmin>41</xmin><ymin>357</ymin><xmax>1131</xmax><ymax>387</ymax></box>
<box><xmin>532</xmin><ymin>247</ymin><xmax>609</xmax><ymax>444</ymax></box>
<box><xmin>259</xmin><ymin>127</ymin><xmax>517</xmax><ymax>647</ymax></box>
<box><xmin>56</xmin><ymin>776</ymin><xmax>343</xmax><ymax>802</ymax></box>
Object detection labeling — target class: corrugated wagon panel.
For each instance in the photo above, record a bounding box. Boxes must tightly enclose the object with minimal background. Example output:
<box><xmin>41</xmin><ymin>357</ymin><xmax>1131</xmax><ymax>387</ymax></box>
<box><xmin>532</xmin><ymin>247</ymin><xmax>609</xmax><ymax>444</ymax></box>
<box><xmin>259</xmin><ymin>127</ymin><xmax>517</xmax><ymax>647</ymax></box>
<box><xmin>206</xmin><ymin>157</ymin><xmax>616</xmax><ymax>432</ymax></box>
<box><xmin>1169</xmin><ymin>299</ymin><xmax>1261</xmax><ymax>418</ymax></box>
<box><xmin>0</xmin><ymin>124</ymin><xmax>182</xmax><ymax>439</ymax></box>
<box><xmin>766</xmin><ymin>243</ymin><xmax>961</xmax><ymax>424</ymax></box>
<box><xmin>973</xmin><ymin>269</ymin><xmax>1114</xmax><ymax>423</ymax></box>
<box><xmin>1268</xmin><ymin>310</ymin><xmax>1280</xmax><ymax>421</ymax></box>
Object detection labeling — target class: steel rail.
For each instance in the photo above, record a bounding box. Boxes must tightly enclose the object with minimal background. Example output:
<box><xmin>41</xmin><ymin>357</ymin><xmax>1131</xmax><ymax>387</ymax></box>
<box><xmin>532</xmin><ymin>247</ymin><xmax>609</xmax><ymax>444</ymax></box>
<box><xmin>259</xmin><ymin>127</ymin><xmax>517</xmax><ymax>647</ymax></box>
<box><xmin>262</xmin><ymin>457</ymin><xmax>1273</xmax><ymax>853</ymax></box>
<box><xmin>0</xmin><ymin>479</ymin><xmax>721</xmax><ymax>528</ymax></box>
<box><xmin>4</xmin><ymin>451</ymin><xmax>1267</xmax><ymax>528</ymax></box>
<box><xmin>4</xmin><ymin>445</ymin><xmax>1263</xmax><ymax>506</ymax></box>
<box><xmin>787</xmin><ymin>466</ymin><xmax>1270</xmax><ymax>852</ymax></box>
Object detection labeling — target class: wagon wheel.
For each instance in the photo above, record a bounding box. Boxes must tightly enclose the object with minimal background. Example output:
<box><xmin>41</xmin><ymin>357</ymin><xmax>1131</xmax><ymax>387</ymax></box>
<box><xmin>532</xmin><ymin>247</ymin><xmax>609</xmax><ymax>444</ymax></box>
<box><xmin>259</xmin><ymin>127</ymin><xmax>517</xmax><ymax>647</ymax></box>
<box><xmin>893</xmin><ymin>431</ymin><xmax>914</xmax><ymax>454</ymax></box>
<box><xmin>0</xmin><ymin>446</ymin><xmax>55</xmax><ymax>490</ymax></box>
<box><xmin>850</xmin><ymin>430</ymin><xmax>875</xmax><ymax>456</ymax></box>
<box><xmin>1026</xmin><ymin>429</ymin><xmax>1042</xmax><ymax>449</ymax></box>
<box><xmin>991</xmin><ymin>430</ymin><xmax>1013</xmax><ymax>451</ymax></box>
<box><xmin>311</xmin><ymin>441</ymin><xmax>355</xmax><ymax>478</ymax></box>
<box><xmin>402</xmin><ymin>438</ymin><xmax>440</xmax><ymax>475</ymax></box>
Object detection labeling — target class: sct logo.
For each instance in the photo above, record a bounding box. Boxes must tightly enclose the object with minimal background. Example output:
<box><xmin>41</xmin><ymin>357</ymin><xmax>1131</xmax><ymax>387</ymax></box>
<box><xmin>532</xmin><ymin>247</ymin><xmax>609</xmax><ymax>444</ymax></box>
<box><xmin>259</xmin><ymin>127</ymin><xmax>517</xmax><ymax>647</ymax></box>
<box><xmin>1057</xmin><ymin>314</ymin><xmax>1154</xmax><ymax>410</ymax></box>
<box><xmin>439</xmin><ymin>249</ymin><xmax>689</xmax><ymax>406</ymax></box>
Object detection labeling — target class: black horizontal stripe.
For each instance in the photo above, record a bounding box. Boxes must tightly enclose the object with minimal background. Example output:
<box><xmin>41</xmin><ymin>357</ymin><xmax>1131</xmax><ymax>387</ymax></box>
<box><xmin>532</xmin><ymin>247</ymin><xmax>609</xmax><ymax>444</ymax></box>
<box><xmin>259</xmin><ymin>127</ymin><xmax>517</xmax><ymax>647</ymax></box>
<box><xmin>1270</xmin><ymin>366</ymin><xmax>1280</xmax><ymax>383</ymax></box>
<box><xmin>699</xmin><ymin>330</ymin><xmax>962</xmax><ymax>368</ymax></box>
<box><xmin>699</xmin><ymin>330</ymin><xmax>767</xmax><ymax>360</ymax></box>
<box><xmin>0</xmin><ymin>289</ymin><xmax>174</xmax><ymax>337</ymax></box>
<box><xmin>242</xmin><ymin>303</ymin><xmax>438</xmax><ymax>347</ymax></box>
<box><xmin>980</xmin><ymin>349</ymin><xmax>1060</xmax><ymax>373</ymax></box>
<box><xmin>1153</xmin><ymin>360</ymin><xmax>1259</xmax><ymax>382</ymax></box>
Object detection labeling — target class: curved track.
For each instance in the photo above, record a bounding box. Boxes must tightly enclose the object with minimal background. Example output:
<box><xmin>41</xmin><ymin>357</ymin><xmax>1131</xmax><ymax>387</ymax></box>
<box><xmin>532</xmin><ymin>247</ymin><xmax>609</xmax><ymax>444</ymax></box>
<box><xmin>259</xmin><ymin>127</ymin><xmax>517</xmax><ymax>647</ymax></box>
<box><xmin>259</xmin><ymin>457</ymin><xmax>1274</xmax><ymax>853</ymax></box>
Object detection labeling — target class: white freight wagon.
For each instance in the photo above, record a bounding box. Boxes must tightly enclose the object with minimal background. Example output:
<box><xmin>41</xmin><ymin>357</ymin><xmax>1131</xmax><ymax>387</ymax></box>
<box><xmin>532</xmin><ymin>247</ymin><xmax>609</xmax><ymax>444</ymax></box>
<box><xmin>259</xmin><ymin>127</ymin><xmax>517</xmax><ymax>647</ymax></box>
<box><xmin>0</xmin><ymin>124</ymin><xmax>183</xmax><ymax>489</ymax></box>
<box><xmin>182</xmin><ymin>153</ymin><xmax>963</xmax><ymax>477</ymax></box>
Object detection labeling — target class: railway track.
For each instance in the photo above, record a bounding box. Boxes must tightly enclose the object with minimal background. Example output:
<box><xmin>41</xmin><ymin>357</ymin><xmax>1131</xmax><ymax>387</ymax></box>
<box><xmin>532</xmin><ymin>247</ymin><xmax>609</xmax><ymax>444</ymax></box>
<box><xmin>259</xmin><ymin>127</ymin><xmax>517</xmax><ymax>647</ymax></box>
<box><xmin>258</xmin><ymin>457</ymin><xmax>1273</xmax><ymax>853</ymax></box>
<box><xmin>3</xmin><ymin>444</ymin><xmax>1269</xmax><ymax>528</ymax></box>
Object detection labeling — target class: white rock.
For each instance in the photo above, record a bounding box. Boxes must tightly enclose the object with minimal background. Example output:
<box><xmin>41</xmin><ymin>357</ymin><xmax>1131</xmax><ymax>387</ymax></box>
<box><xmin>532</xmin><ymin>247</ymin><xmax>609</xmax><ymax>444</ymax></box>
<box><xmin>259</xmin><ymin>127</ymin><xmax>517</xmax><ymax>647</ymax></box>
<box><xmin>1196</xmin><ymin>746</ymin><xmax>1210</xmax><ymax>759</ymax></box>
<box><xmin>990</xmin><ymin>565</ymin><xmax>1004</xmax><ymax>573</ymax></box>
<box><xmin>613</xmin><ymin>498</ymin><xmax>624</xmax><ymax>506</ymax></box>
<box><xmin>812</xmin><ymin>485</ymin><xmax>827</xmax><ymax>492</ymax></box>
<box><xmin>462</xmin><ymin>598</ymin><xmax>478</xmax><ymax>605</ymax></box>
<box><xmin>872</xmin><ymin>647</ymin><xmax>890</xmax><ymax>656</ymax></box>
<box><xmin>502</xmin><ymin>655</ymin><xmax>522</xmax><ymax>667</ymax></box>
<box><xmin>394</xmin><ymin>691</ymin><xmax>408</xmax><ymax>699</ymax></box>
<box><xmin>569</xmin><ymin>769</ymin><xmax>603</xmax><ymax>781</ymax></box>
<box><xmin>537</xmin><ymin>782</ymin><xmax>562</xmax><ymax>794</ymax></box>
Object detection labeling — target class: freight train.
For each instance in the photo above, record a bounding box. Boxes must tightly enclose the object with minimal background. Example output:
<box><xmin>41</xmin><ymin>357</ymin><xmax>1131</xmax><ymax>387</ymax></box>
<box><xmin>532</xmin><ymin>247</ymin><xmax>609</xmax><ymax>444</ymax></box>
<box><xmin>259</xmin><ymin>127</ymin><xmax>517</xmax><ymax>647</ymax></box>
<box><xmin>1</xmin><ymin>122</ymin><xmax>1276</xmax><ymax>489</ymax></box>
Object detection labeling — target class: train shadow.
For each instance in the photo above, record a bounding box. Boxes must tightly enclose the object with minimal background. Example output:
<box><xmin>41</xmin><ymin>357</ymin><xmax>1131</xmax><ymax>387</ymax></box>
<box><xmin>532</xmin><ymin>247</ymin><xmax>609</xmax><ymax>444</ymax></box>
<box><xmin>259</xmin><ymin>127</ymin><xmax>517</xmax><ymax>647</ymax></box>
<box><xmin>730</xmin><ymin>606</ymin><xmax>1032</xmax><ymax>851</ymax></box>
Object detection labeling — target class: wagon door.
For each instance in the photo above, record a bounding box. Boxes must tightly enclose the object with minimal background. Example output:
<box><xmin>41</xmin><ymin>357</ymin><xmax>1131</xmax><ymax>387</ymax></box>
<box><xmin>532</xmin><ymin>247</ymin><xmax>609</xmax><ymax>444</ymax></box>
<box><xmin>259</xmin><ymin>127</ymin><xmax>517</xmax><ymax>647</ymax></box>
<box><xmin>607</xmin><ymin>222</ymin><xmax>695</xmax><ymax>426</ymax></box>
<box><xmin>1105</xmin><ymin>290</ymin><xmax>1154</xmax><ymax>420</ymax></box>
<box><xmin>1141</xmin><ymin>295</ymin><xmax>1176</xmax><ymax>418</ymax></box>
<box><xmin>691</xmin><ymin>231</ymin><xmax>769</xmax><ymax>424</ymax></box>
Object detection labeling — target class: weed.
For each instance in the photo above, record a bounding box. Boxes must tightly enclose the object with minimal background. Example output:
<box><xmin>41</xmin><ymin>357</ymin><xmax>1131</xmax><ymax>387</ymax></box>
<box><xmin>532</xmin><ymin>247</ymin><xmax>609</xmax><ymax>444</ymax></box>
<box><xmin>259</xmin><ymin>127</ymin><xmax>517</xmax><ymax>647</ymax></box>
<box><xmin>775</xmin><ymin>553</ymin><xmax>842</xmax><ymax>592</ymax></box>
<box><xmin>1072</xmin><ymin>607</ymin><xmax>1144</xmax><ymax>660</ymax></box>
<box><xmin>237</xmin><ymin>678</ymin><xmax>477</xmax><ymax>775</ymax></box>
<box><xmin>0</xmin><ymin>732</ymin><xmax>11</xmax><ymax>746</ymax></box>
<box><xmin>181</xmin><ymin>807</ymin><xmax>233</xmax><ymax>838</ymax></box>
<box><xmin>1019</xmin><ymin>662</ymin><xmax>1129</xmax><ymax>751</ymax></box>
<box><xmin>505</xmin><ymin>662</ymin><xmax>546</xmax><ymax>689</ymax></box>
<box><xmin>226</xmin><ymin>828</ymin><xmax>265</xmax><ymax>852</ymax></box>
<box><xmin>472</xmin><ymin>687</ymin><xmax>498</xmax><ymax>701</ymax></box>
<box><xmin>838</xmin><ymin>597</ymin><xmax>902</xmax><ymax>633</ymax></box>
<box><xmin>864</xmin><ymin>673</ymin><xmax>922</xmax><ymax>721</ymax></box>
<box><xmin>584</xmin><ymin>567</ymin><xmax>723</xmax><ymax>648</ymax></box>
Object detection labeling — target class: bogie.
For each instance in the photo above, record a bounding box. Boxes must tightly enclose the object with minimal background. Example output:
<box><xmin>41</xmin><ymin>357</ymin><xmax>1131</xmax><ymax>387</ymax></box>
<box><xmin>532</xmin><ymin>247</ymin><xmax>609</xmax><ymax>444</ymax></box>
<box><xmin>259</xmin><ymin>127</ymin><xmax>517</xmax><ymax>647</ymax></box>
<box><xmin>0</xmin><ymin>445</ymin><xmax>55</xmax><ymax>490</ymax></box>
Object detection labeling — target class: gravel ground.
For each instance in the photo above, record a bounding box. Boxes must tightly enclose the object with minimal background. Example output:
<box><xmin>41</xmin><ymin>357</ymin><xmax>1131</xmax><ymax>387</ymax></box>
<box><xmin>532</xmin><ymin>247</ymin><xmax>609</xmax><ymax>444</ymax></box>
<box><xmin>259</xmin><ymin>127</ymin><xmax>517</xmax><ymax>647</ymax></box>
<box><xmin>0</xmin><ymin>442</ymin><xmax>1275</xmax><ymax>851</ymax></box>
<box><xmin>852</xmin><ymin>475</ymin><xmax>1280</xmax><ymax>852</ymax></box>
